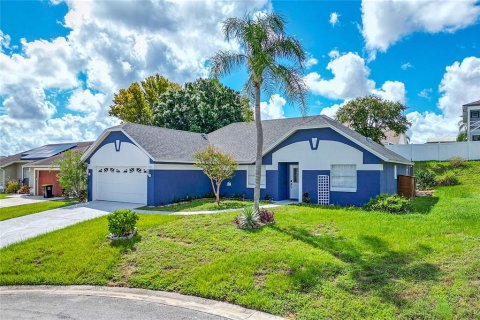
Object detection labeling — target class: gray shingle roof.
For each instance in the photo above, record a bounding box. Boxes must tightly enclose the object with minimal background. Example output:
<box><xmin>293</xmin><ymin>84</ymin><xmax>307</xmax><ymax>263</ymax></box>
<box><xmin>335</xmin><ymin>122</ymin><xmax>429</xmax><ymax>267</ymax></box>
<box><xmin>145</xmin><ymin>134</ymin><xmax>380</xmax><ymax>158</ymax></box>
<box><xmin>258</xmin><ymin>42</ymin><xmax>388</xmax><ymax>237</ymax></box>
<box><xmin>121</xmin><ymin>123</ymin><xmax>209</xmax><ymax>162</ymax></box>
<box><xmin>114</xmin><ymin>116</ymin><xmax>411</xmax><ymax>165</ymax></box>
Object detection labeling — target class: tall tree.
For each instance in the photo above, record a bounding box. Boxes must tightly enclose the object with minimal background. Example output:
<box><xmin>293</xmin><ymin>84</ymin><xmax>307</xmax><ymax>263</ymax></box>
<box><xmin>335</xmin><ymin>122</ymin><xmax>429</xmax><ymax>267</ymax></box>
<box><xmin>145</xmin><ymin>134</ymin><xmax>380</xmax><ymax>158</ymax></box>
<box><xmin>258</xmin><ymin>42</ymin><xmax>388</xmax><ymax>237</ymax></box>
<box><xmin>153</xmin><ymin>78</ymin><xmax>253</xmax><ymax>133</ymax></box>
<box><xmin>335</xmin><ymin>95</ymin><xmax>410</xmax><ymax>145</ymax></box>
<box><xmin>210</xmin><ymin>13</ymin><xmax>307</xmax><ymax>211</ymax></box>
<box><xmin>109</xmin><ymin>74</ymin><xmax>179</xmax><ymax>125</ymax></box>
<box><xmin>193</xmin><ymin>145</ymin><xmax>238</xmax><ymax>205</ymax></box>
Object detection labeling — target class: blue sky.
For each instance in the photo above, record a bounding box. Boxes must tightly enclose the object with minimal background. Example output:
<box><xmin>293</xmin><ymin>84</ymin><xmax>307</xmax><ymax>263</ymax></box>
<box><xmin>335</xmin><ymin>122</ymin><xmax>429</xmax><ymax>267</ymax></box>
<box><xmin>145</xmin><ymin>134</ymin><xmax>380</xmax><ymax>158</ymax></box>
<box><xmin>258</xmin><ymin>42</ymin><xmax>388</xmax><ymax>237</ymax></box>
<box><xmin>1</xmin><ymin>0</ymin><xmax>480</xmax><ymax>154</ymax></box>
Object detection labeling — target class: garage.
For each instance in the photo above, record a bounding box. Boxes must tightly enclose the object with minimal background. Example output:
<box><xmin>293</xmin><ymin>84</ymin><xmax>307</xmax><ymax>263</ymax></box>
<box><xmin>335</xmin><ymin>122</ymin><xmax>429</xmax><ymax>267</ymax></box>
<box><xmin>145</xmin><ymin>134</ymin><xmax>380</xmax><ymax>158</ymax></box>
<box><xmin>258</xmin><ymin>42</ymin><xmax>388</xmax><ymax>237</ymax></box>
<box><xmin>94</xmin><ymin>166</ymin><xmax>148</xmax><ymax>204</ymax></box>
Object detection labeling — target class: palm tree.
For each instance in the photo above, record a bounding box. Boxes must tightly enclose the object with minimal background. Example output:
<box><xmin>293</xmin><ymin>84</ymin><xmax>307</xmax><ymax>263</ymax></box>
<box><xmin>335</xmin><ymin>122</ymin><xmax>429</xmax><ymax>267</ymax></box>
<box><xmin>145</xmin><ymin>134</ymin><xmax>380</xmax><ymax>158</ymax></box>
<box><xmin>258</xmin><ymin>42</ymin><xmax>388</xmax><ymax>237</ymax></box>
<box><xmin>210</xmin><ymin>13</ymin><xmax>307</xmax><ymax>211</ymax></box>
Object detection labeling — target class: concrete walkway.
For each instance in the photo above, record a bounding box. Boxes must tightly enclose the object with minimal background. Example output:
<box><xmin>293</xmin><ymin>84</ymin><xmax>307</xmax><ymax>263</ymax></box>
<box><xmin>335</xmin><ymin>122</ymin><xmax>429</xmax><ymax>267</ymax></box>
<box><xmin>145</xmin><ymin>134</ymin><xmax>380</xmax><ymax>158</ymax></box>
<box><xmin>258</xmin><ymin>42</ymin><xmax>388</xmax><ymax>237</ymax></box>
<box><xmin>0</xmin><ymin>194</ymin><xmax>64</xmax><ymax>208</ymax></box>
<box><xmin>0</xmin><ymin>201</ymin><xmax>140</xmax><ymax>248</ymax></box>
<box><xmin>0</xmin><ymin>286</ymin><xmax>283</xmax><ymax>320</ymax></box>
<box><xmin>135</xmin><ymin>200</ymin><xmax>295</xmax><ymax>215</ymax></box>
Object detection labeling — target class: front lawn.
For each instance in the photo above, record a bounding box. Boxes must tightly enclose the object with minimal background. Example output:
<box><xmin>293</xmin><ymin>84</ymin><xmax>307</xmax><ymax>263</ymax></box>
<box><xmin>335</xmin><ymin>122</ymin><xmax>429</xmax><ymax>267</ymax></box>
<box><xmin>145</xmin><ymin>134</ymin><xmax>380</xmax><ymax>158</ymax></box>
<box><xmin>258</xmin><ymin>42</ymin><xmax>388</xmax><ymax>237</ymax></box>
<box><xmin>0</xmin><ymin>193</ymin><xmax>10</xmax><ymax>200</ymax></box>
<box><xmin>137</xmin><ymin>198</ymin><xmax>270</xmax><ymax>212</ymax></box>
<box><xmin>1</xmin><ymin>161</ymin><xmax>479</xmax><ymax>319</ymax></box>
<box><xmin>0</xmin><ymin>200</ymin><xmax>76</xmax><ymax>221</ymax></box>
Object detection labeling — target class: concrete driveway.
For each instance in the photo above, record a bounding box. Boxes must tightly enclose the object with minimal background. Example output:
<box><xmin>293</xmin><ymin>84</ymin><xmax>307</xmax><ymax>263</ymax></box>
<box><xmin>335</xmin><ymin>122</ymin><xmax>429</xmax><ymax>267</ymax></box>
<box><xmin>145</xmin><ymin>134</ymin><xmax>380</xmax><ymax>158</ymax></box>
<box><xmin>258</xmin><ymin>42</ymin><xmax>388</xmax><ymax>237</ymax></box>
<box><xmin>0</xmin><ymin>286</ymin><xmax>282</xmax><ymax>320</ymax></box>
<box><xmin>0</xmin><ymin>194</ymin><xmax>63</xmax><ymax>208</ymax></box>
<box><xmin>0</xmin><ymin>201</ymin><xmax>141</xmax><ymax>248</ymax></box>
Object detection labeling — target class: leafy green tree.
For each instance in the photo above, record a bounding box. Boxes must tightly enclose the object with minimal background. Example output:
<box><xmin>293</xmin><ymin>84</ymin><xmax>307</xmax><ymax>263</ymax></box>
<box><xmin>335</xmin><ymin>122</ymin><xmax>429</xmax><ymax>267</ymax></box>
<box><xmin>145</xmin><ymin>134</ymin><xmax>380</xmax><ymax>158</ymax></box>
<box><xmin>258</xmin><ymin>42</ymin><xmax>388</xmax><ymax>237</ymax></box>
<box><xmin>153</xmin><ymin>78</ymin><xmax>253</xmax><ymax>133</ymax></box>
<box><xmin>457</xmin><ymin>119</ymin><xmax>467</xmax><ymax>141</ymax></box>
<box><xmin>109</xmin><ymin>74</ymin><xmax>179</xmax><ymax>125</ymax></box>
<box><xmin>54</xmin><ymin>150</ymin><xmax>87</xmax><ymax>201</ymax></box>
<box><xmin>193</xmin><ymin>145</ymin><xmax>238</xmax><ymax>205</ymax></box>
<box><xmin>335</xmin><ymin>95</ymin><xmax>410</xmax><ymax>145</ymax></box>
<box><xmin>210</xmin><ymin>13</ymin><xmax>307</xmax><ymax>211</ymax></box>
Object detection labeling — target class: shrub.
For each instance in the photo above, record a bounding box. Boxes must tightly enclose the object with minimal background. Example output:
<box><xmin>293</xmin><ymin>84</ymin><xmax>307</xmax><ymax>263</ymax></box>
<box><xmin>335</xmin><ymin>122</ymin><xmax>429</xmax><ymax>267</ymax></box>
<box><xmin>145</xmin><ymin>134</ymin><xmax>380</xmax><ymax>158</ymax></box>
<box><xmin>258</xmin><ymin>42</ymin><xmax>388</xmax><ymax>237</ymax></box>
<box><xmin>107</xmin><ymin>209</ymin><xmax>139</xmax><ymax>237</ymax></box>
<box><xmin>5</xmin><ymin>180</ymin><xmax>20</xmax><ymax>194</ymax></box>
<box><xmin>259</xmin><ymin>208</ymin><xmax>275</xmax><ymax>224</ymax></box>
<box><xmin>436</xmin><ymin>171</ymin><xmax>459</xmax><ymax>186</ymax></box>
<box><xmin>264</xmin><ymin>193</ymin><xmax>272</xmax><ymax>201</ymax></box>
<box><xmin>77</xmin><ymin>189</ymin><xmax>88</xmax><ymax>202</ymax></box>
<box><xmin>364</xmin><ymin>194</ymin><xmax>412</xmax><ymax>214</ymax></box>
<box><xmin>416</xmin><ymin>170</ymin><xmax>436</xmax><ymax>190</ymax></box>
<box><xmin>17</xmin><ymin>185</ymin><xmax>30</xmax><ymax>194</ymax></box>
<box><xmin>449</xmin><ymin>157</ymin><xmax>466</xmax><ymax>169</ymax></box>
<box><xmin>302</xmin><ymin>192</ymin><xmax>311</xmax><ymax>203</ymax></box>
<box><xmin>234</xmin><ymin>206</ymin><xmax>261</xmax><ymax>229</ymax></box>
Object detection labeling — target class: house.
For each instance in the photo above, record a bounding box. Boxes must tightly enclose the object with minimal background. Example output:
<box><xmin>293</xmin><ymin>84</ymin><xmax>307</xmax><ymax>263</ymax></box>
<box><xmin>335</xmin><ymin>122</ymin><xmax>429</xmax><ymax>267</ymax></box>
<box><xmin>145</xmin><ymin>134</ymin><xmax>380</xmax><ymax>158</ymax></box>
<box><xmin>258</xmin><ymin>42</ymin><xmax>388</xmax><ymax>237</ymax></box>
<box><xmin>463</xmin><ymin>99</ymin><xmax>480</xmax><ymax>141</ymax></box>
<box><xmin>426</xmin><ymin>137</ymin><xmax>457</xmax><ymax>143</ymax></box>
<box><xmin>381</xmin><ymin>131</ymin><xmax>409</xmax><ymax>145</ymax></box>
<box><xmin>81</xmin><ymin>115</ymin><xmax>413</xmax><ymax>207</ymax></box>
<box><xmin>0</xmin><ymin>142</ymin><xmax>92</xmax><ymax>196</ymax></box>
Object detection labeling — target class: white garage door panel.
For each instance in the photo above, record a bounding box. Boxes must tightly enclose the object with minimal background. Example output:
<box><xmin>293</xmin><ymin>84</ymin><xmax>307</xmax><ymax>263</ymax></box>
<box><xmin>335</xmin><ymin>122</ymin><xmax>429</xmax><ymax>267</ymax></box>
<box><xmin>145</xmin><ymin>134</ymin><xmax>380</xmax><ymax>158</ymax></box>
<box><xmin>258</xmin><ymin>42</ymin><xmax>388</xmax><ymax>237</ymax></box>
<box><xmin>95</xmin><ymin>167</ymin><xmax>147</xmax><ymax>204</ymax></box>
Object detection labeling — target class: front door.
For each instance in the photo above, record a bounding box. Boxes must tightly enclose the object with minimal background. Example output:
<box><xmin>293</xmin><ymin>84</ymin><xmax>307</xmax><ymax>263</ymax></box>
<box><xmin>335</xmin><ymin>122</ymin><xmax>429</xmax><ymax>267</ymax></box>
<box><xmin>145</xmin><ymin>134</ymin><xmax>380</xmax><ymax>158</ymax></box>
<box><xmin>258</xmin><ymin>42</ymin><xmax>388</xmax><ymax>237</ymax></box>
<box><xmin>289</xmin><ymin>165</ymin><xmax>299</xmax><ymax>199</ymax></box>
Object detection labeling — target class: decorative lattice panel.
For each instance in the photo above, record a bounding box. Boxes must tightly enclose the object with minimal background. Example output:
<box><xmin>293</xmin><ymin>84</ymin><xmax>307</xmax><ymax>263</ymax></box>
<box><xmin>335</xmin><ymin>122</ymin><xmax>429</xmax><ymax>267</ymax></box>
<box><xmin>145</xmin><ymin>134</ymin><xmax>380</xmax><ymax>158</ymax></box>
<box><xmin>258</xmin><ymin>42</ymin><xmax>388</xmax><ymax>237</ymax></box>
<box><xmin>318</xmin><ymin>175</ymin><xmax>330</xmax><ymax>205</ymax></box>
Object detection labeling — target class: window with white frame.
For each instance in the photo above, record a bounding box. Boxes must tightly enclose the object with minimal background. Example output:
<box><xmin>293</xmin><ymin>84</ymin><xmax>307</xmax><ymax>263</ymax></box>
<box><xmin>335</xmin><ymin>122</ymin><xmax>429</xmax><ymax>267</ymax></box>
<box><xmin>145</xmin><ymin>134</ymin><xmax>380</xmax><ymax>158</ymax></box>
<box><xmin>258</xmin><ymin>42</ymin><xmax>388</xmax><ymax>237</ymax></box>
<box><xmin>247</xmin><ymin>165</ymin><xmax>266</xmax><ymax>188</ymax></box>
<box><xmin>330</xmin><ymin>164</ymin><xmax>356</xmax><ymax>191</ymax></box>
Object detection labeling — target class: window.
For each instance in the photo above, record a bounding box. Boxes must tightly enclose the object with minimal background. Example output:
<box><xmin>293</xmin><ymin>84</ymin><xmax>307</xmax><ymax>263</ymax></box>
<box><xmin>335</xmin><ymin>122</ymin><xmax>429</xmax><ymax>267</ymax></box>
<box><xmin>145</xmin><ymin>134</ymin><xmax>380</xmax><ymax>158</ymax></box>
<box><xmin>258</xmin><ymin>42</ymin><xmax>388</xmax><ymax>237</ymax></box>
<box><xmin>394</xmin><ymin>165</ymin><xmax>397</xmax><ymax>180</ymax></box>
<box><xmin>331</xmin><ymin>164</ymin><xmax>356</xmax><ymax>192</ymax></box>
<box><xmin>471</xmin><ymin>111</ymin><xmax>480</xmax><ymax>118</ymax></box>
<box><xmin>473</xmin><ymin>135</ymin><xmax>480</xmax><ymax>141</ymax></box>
<box><xmin>292</xmin><ymin>167</ymin><xmax>299</xmax><ymax>183</ymax></box>
<box><xmin>247</xmin><ymin>165</ymin><xmax>266</xmax><ymax>188</ymax></box>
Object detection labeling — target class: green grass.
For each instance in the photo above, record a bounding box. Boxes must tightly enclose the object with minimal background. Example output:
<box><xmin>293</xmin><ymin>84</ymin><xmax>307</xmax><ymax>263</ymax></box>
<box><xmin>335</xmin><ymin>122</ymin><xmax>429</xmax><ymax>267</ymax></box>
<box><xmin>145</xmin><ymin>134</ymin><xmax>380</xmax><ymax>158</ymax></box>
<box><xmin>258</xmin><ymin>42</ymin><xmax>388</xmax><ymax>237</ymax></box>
<box><xmin>0</xmin><ymin>200</ymin><xmax>76</xmax><ymax>221</ymax></box>
<box><xmin>138</xmin><ymin>198</ymin><xmax>270</xmax><ymax>212</ymax></box>
<box><xmin>0</xmin><ymin>193</ymin><xmax>9</xmax><ymax>200</ymax></box>
<box><xmin>1</xmin><ymin>161</ymin><xmax>479</xmax><ymax>319</ymax></box>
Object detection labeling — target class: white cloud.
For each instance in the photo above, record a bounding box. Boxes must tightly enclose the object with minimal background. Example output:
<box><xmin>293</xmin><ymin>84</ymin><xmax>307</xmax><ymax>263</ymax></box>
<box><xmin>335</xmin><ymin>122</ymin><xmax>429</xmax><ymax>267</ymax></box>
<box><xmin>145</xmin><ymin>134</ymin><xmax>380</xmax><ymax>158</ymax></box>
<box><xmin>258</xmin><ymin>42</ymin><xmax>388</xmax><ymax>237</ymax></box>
<box><xmin>401</xmin><ymin>62</ymin><xmax>413</xmax><ymax>70</ymax></box>
<box><xmin>67</xmin><ymin>89</ymin><xmax>107</xmax><ymax>113</ymax></box>
<box><xmin>329</xmin><ymin>12</ymin><xmax>340</xmax><ymax>27</ymax></box>
<box><xmin>0</xmin><ymin>0</ymin><xmax>270</xmax><ymax>155</ymax></box>
<box><xmin>260</xmin><ymin>94</ymin><xmax>286</xmax><ymax>120</ymax></box>
<box><xmin>305</xmin><ymin>52</ymin><xmax>318</xmax><ymax>68</ymax></box>
<box><xmin>320</xmin><ymin>103</ymin><xmax>343</xmax><ymax>118</ymax></box>
<box><xmin>328</xmin><ymin>49</ymin><xmax>340</xmax><ymax>59</ymax></box>
<box><xmin>361</xmin><ymin>0</ymin><xmax>480</xmax><ymax>53</ymax></box>
<box><xmin>418</xmin><ymin>88</ymin><xmax>432</xmax><ymax>100</ymax></box>
<box><xmin>305</xmin><ymin>52</ymin><xmax>406</xmax><ymax>103</ymax></box>
<box><xmin>407</xmin><ymin>56</ymin><xmax>480</xmax><ymax>143</ymax></box>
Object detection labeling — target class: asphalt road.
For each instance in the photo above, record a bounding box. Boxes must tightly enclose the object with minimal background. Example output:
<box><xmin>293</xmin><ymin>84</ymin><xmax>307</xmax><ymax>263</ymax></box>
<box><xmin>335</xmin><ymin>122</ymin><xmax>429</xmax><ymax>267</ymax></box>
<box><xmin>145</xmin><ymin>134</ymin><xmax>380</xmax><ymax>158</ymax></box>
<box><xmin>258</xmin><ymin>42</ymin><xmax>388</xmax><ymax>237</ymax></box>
<box><xmin>0</xmin><ymin>292</ymin><xmax>228</xmax><ymax>320</ymax></box>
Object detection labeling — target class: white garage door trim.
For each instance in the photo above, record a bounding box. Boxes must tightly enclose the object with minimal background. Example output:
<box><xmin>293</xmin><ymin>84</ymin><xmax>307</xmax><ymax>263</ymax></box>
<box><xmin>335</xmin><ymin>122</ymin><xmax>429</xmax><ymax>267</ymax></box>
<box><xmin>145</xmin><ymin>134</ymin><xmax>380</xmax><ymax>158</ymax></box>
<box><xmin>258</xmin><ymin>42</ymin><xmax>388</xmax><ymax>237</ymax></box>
<box><xmin>94</xmin><ymin>166</ymin><xmax>148</xmax><ymax>204</ymax></box>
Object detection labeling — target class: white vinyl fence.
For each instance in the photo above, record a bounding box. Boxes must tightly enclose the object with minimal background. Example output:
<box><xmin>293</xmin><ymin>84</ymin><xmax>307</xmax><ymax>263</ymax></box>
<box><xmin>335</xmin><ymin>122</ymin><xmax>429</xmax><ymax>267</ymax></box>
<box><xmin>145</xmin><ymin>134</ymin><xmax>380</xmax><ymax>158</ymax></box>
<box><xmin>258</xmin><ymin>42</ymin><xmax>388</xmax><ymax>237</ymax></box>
<box><xmin>386</xmin><ymin>141</ymin><xmax>480</xmax><ymax>161</ymax></box>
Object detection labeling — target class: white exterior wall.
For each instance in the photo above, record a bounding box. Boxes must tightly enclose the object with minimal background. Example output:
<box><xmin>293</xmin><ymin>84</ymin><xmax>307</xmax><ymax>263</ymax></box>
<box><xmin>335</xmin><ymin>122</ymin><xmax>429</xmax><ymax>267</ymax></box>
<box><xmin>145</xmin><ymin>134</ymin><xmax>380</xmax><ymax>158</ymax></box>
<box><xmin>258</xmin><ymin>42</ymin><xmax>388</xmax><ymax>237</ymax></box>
<box><xmin>386</xmin><ymin>141</ymin><xmax>480</xmax><ymax>161</ymax></box>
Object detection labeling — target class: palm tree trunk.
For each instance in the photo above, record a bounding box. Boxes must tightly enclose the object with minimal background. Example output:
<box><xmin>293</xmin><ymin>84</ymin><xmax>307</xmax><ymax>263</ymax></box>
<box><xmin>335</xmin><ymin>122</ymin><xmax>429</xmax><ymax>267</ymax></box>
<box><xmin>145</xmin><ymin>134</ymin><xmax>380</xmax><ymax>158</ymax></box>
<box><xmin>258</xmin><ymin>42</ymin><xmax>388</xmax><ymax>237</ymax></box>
<box><xmin>253</xmin><ymin>83</ymin><xmax>263</xmax><ymax>212</ymax></box>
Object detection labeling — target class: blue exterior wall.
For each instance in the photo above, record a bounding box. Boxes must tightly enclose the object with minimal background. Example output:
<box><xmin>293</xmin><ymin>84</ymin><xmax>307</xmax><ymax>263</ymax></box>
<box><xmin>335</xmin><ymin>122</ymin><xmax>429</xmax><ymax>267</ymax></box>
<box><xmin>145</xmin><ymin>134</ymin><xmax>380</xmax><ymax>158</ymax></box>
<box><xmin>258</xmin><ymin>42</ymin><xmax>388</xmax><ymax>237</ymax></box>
<box><xmin>87</xmin><ymin>169</ymin><xmax>93</xmax><ymax>201</ymax></box>
<box><xmin>380</xmin><ymin>163</ymin><xmax>409</xmax><ymax>194</ymax></box>
<box><xmin>302</xmin><ymin>170</ymin><xmax>381</xmax><ymax>206</ymax></box>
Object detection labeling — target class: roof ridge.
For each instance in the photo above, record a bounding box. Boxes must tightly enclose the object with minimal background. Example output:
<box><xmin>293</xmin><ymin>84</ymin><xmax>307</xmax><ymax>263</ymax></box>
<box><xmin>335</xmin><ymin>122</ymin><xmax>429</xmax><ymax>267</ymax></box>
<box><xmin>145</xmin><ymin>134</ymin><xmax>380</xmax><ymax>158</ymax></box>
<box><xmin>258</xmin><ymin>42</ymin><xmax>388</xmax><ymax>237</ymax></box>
<box><xmin>122</xmin><ymin>122</ymin><xmax>206</xmax><ymax>136</ymax></box>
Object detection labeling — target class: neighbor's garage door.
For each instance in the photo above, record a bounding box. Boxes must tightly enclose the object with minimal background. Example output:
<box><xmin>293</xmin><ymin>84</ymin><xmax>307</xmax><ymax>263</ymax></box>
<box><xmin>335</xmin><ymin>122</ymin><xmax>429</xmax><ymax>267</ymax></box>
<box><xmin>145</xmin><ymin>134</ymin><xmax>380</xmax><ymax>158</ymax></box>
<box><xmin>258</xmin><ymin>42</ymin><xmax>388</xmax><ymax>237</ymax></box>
<box><xmin>94</xmin><ymin>167</ymin><xmax>148</xmax><ymax>204</ymax></box>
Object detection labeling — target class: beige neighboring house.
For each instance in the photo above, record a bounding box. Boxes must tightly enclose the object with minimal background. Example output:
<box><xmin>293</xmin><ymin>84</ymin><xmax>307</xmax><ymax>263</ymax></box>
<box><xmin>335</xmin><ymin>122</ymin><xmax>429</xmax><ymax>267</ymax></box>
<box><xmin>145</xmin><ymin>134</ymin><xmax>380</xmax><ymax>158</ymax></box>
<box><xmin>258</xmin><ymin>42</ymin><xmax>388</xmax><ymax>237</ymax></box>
<box><xmin>381</xmin><ymin>131</ymin><xmax>409</xmax><ymax>145</ymax></box>
<box><xmin>0</xmin><ymin>142</ymin><xmax>92</xmax><ymax>195</ymax></box>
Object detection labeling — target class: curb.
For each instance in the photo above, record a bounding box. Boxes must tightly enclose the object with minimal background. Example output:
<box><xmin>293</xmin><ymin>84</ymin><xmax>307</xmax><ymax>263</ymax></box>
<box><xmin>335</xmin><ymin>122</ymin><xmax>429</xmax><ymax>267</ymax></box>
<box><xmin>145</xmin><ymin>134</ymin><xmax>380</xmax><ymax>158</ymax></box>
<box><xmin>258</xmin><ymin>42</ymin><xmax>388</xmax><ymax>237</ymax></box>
<box><xmin>0</xmin><ymin>285</ymin><xmax>284</xmax><ymax>320</ymax></box>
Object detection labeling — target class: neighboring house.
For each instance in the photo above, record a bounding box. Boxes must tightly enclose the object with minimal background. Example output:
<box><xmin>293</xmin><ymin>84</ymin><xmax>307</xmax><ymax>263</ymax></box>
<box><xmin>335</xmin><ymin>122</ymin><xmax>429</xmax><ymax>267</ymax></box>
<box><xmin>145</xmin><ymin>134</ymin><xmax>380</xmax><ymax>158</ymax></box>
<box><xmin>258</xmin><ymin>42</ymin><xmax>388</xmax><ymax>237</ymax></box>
<box><xmin>0</xmin><ymin>142</ymin><xmax>92</xmax><ymax>195</ymax></box>
<box><xmin>381</xmin><ymin>131</ymin><xmax>409</xmax><ymax>145</ymax></box>
<box><xmin>426</xmin><ymin>137</ymin><xmax>457</xmax><ymax>143</ymax></box>
<box><xmin>81</xmin><ymin>115</ymin><xmax>413</xmax><ymax>207</ymax></box>
<box><xmin>463</xmin><ymin>99</ymin><xmax>480</xmax><ymax>141</ymax></box>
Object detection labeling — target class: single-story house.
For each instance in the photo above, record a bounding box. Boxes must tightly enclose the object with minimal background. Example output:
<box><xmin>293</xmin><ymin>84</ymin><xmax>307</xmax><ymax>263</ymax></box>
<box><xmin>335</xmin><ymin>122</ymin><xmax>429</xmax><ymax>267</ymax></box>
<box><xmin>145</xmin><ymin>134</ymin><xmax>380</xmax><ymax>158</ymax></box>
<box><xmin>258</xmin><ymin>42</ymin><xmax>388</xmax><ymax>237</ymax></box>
<box><xmin>0</xmin><ymin>142</ymin><xmax>92</xmax><ymax>196</ymax></box>
<box><xmin>81</xmin><ymin>115</ymin><xmax>413</xmax><ymax>207</ymax></box>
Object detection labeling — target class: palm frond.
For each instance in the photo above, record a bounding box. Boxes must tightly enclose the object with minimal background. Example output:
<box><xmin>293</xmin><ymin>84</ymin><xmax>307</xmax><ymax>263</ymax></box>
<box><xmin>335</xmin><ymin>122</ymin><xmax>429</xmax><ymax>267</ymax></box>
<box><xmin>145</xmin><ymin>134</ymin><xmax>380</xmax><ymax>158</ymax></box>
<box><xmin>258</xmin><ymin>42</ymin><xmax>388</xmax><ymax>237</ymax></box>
<box><xmin>223</xmin><ymin>16</ymin><xmax>247</xmax><ymax>42</ymax></box>
<box><xmin>267</xmin><ymin>35</ymin><xmax>305</xmax><ymax>67</ymax></box>
<box><xmin>209</xmin><ymin>51</ymin><xmax>246</xmax><ymax>79</ymax></box>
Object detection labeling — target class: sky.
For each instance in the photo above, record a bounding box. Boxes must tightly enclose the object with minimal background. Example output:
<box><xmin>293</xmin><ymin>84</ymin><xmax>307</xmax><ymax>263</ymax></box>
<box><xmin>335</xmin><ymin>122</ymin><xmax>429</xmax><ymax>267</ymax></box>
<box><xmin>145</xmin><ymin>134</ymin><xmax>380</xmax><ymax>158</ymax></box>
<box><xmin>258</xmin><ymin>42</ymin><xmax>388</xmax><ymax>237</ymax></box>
<box><xmin>1</xmin><ymin>0</ymin><xmax>480</xmax><ymax>155</ymax></box>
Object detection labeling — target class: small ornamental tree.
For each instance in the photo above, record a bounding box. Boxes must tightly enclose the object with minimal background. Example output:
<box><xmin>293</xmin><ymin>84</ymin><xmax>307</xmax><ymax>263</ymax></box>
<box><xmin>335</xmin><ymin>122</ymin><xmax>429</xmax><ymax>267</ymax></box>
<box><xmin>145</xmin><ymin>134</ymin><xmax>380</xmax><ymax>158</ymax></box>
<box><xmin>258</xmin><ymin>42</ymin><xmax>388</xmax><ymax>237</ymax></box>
<box><xmin>55</xmin><ymin>150</ymin><xmax>87</xmax><ymax>200</ymax></box>
<box><xmin>335</xmin><ymin>95</ymin><xmax>410</xmax><ymax>145</ymax></box>
<box><xmin>193</xmin><ymin>145</ymin><xmax>237</xmax><ymax>205</ymax></box>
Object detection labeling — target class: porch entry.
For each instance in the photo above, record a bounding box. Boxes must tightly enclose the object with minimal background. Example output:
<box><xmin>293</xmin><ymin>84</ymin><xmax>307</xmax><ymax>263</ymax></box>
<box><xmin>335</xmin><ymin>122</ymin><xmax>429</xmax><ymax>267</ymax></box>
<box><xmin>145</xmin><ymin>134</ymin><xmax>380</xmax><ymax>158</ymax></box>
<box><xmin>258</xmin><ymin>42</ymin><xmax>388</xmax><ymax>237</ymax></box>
<box><xmin>289</xmin><ymin>164</ymin><xmax>299</xmax><ymax>200</ymax></box>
